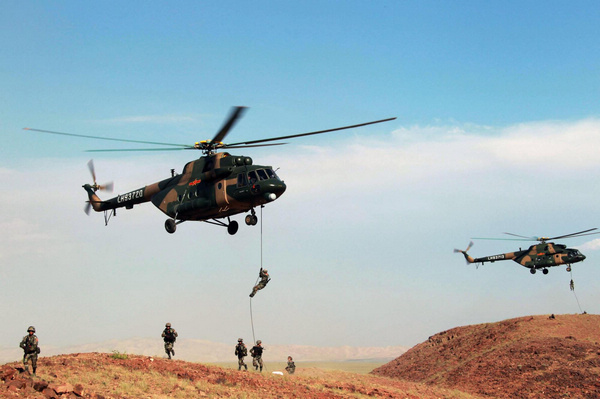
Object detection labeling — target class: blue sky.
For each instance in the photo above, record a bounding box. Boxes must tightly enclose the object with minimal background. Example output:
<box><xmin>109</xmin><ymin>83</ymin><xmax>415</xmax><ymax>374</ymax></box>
<box><xmin>2</xmin><ymin>1</ymin><xmax>600</xmax><ymax>352</ymax></box>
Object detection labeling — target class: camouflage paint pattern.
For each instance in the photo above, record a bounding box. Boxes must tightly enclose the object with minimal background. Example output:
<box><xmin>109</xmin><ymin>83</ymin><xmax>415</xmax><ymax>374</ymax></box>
<box><xmin>83</xmin><ymin>152</ymin><xmax>286</xmax><ymax>230</ymax></box>
<box><xmin>458</xmin><ymin>242</ymin><xmax>586</xmax><ymax>272</ymax></box>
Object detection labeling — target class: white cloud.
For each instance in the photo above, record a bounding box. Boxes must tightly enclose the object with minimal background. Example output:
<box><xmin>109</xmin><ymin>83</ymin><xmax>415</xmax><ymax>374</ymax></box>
<box><xmin>579</xmin><ymin>238</ymin><xmax>600</xmax><ymax>251</ymax></box>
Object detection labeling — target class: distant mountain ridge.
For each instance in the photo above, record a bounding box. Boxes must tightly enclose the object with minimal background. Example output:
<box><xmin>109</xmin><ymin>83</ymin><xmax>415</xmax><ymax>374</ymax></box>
<box><xmin>0</xmin><ymin>338</ymin><xmax>406</xmax><ymax>364</ymax></box>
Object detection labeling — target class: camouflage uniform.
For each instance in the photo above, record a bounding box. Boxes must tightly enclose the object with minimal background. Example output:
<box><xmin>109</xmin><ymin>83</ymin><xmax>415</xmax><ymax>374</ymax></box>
<box><xmin>161</xmin><ymin>323</ymin><xmax>178</xmax><ymax>359</ymax></box>
<box><xmin>250</xmin><ymin>340</ymin><xmax>264</xmax><ymax>372</ymax></box>
<box><xmin>20</xmin><ymin>326</ymin><xmax>39</xmax><ymax>375</ymax></box>
<box><xmin>285</xmin><ymin>356</ymin><xmax>296</xmax><ymax>374</ymax></box>
<box><xmin>249</xmin><ymin>268</ymin><xmax>270</xmax><ymax>297</ymax></box>
<box><xmin>234</xmin><ymin>339</ymin><xmax>248</xmax><ymax>371</ymax></box>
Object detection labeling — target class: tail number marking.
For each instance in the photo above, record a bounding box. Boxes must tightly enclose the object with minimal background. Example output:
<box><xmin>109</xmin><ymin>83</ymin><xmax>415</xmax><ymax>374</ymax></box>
<box><xmin>117</xmin><ymin>189</ymin><xmax>144</xmax><ymax>203</ymax></box>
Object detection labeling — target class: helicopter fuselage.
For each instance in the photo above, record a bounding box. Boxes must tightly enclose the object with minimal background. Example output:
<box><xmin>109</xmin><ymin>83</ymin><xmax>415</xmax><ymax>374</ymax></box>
<box><xmin>83</xmin><ymin>152</ymin><xmax>286</xmax><ymax>233</ymax></box>
<box><xmin>469</xmin><ymin>242</ymin><xmax>586</xmax><ymax>272</ymax></box>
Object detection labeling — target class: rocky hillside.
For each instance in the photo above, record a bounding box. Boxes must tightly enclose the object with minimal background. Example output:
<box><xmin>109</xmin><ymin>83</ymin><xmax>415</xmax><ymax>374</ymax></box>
<box><xmin>0</xmin><ymin>352</ymin><xmax>483</xmax><ymax>398</ymax></box>
<box><xmin>372</xmin><ymin>314</ymin><xmax>600</xmax><ymax>398</ymax></box>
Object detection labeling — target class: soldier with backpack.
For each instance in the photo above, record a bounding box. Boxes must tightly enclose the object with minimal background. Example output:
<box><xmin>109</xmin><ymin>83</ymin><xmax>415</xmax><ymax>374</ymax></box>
<box><xmin>161</xmin><ymin>323</ymin><xmax>178</xmax><ymax>359</ymax></box>
<box><xmin>250</xmin><ymin>340</ymin><xmax>265</xmax><ymax>372</ymax></box>
<box><xmin>20</xmin><ymin>326</ymin><xmax>40</xmax><ymax>376</ymax></box>
<box><xmin>234</xmin><ymin>338</ymin><xmax>248</xmax><ymax>371</ymax></box>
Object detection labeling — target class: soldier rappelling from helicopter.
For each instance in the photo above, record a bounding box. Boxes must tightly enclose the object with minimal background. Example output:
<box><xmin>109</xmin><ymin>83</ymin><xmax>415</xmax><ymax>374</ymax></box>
<box><xmin>249</xmin><ymin>268</ymin><xmax>270</xmax><ymax>298</ymax></box>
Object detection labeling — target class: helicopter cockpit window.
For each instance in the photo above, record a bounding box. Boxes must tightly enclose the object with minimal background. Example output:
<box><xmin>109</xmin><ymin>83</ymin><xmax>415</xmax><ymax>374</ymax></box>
<box><xmin>257</xmin><ymin>169</ymin><xmax>268</xmax><ymax>180</ymax></box>
<box><xmin>237</xmin><ymin>173</ymin><xmax>248</xmax><ymax>187</ymax></box>
<box><xmin>265</xmin><ymin>168</ymin><xmax>280</xmax><ymax>180</ymax></box>
<box><xmin>248</xmin><ymin>171</ymin><xmax>258</xmax><ymax>184</ymax></box>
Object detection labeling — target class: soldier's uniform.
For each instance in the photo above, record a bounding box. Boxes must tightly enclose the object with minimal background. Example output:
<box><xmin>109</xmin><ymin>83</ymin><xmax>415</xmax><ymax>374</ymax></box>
<box><xmin>250</xmin><ymin>340</ymin><xmax>264</xmax><ymax>372</ymax></box>
<box><xmin>161</xmin><ymin>323</ymin><xmax>178</xmax><ymax>359</ymax></box>
<box><xmin>20</xmin><ymin>326</ymin><xmax>39</xmax><ymax>376</ymax></box>
<box><xmin>285</xmin><ymin>356</ymin><xmax>296</xmax><ymax>374</ymax></box>
<box><xmin>249</xmin><ymin>268</ymin><xmax>270</xmax><ymax>297</ymax></box>
<box><xmin>234</xmin><ymin>338</ymin><xmax>248</xmax><ymax>371</ymax></box>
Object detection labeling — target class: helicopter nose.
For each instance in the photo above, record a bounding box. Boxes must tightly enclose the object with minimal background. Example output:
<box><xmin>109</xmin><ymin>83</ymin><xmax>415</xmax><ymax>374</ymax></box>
<box><xmin>269</xmin><ymin>180</ymin><xmax>286</xmax><ymax>198</ymax></box>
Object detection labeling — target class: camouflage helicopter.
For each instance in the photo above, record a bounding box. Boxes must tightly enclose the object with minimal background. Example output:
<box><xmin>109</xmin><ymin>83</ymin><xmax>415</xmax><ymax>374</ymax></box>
<box><xmin>25</xmin><ymin>107</ymin><xmax>395</xmax><ymax>235</ymax></box>
<box><xmin>454</xmin><ymin>229</ymin><xmax>599</xmax><ymax>274</ymax></box>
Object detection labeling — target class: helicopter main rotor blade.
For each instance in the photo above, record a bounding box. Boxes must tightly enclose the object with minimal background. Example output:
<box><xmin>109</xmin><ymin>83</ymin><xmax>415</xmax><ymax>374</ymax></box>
<box><xmin>211</xmin><ymin>106</ymin><xmax>247</xmax><ymax>144</ymax></box>
<box><xmin>472</xmin><ymin>237</ymin><xmax>532</xmax><ymax>241</ymax></box>
<box><xmin>85</xmin><ymin>147</ymin><xmax>193</xmax><ymax>152</ymax></box>
<box><xmin>24</xmin><ymin>128</ymin><xmax>190</xmax><ymax>148</ymax></box>
<box><xmin>226</xmin><ymin>117</ymin><xmax>397</xmax><ymax>147</ymax></box>
<box><xmin>503</xmin><ymin>232</ymin><xmax>534</xmax><ymax>239</ymax></box>
<box><xmin>222</xmin><ymin>143</ymin><xmax>288</xmax><ymax>149</ymax></box>
<box><xmin>547</xmin><ymin>228</ymin><xmax>599</xmax><ymax>240</ymax></box>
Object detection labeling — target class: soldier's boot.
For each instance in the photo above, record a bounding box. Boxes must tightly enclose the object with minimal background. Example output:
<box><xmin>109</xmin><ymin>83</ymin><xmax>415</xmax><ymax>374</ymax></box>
<box><xmin>32</xmin><ymin>367</ymin><xmax>36</xmax><ymax>376</ymax></box>
<box><xmin>171</xmin><ymin>349</ymin><xmax>175</xmax><ymax>357</ymax></box>
<box><xmin>166</xmin><ymin>351</ymin><xmax>171</xmax><ymax>360</ymax></box>
<box><xmin>244</xmin><ymin>364</ymin><xmax>248</xmax><ymax>371</ymax></box>
<box><xmin>260</xmin><ymin>366</ymin><xmax>263</xmax><ymax>372</ymax></box>
<box><xmin>238</xmin><ymin>365</ymin><xmax>241</xmax><ymax>371</ymax></box>
<box><xmin>24</xmin><ymin>365</ymin><xmax>29</xmax><ymax>374</ymax></box>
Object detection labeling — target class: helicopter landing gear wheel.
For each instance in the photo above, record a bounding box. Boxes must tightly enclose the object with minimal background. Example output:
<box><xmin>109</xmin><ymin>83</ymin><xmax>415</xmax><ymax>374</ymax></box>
<box><xmin>566</xmin><ymin>266</ymin><xmax>572</xmax><ymax>272</ymax></box>
<box><xmin>165</xmin><ymin>219</ymin><xmax>177</xmax><ymax>234</ymax></box>
<box><xmin>227</xmin><ymin>221</ymin><xmax>239</xmax><ymax>235</ymax></box>
<box><xmin>245</xmin><ymin>208</ymin><xmax>258</xmax><ymax>226</ymax></box>
<box><xmin>530</xmin><ymin>268</ymin><xmax>536</xmax><ymax>275</ymax></box>
<box><xmin>542</xmin><ymin>268</ymin><xmax>549</xmax><ymax>275</ymax></box>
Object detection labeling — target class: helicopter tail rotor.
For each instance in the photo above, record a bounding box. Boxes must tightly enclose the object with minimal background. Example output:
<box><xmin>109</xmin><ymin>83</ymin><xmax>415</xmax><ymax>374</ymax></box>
<box><xmin>454</xmin><ymin>241</ymin><xmax>475</xmax><ymax>264</ymax></box>
<box><xmin>87</xmin><ymin>159</ymin><xmax>114</xmax><ymax>193</ymax></box>
<box><xmin>84</xmin><ymin>160</ymin><xmax>113</xmax><ymax>215</ymax></box>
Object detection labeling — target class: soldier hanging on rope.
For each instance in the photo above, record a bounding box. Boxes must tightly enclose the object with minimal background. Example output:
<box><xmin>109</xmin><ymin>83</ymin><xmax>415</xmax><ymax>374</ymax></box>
<box><xmin>249</xmin><ymin>268</ymin><xmax>270</xmax><ymax>298</ymax></box>
<box><xmin>235</xmin><ymin>338</ymin><xmax>248</xmax><ymax>371</ymax></box>
<box><xmin>161</xmin><ymin>323</ymin><xmax>178</xmax><ymax>359</ymax></box>
<box><xmin>20</xmin><ymin>326</ymin><xmax>40</xmax><ymax>376</ymax></box>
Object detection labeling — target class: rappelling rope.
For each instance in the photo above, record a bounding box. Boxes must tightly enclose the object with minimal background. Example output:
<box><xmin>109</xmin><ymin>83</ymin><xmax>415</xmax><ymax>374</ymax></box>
<box><xmin>569</xmin><ymin>268</ymin><xmax>583</xmax><ymax>313</ymax></box>
<box><xmin>249</xmin><ymin>206</ymin><xmax>265</xmax><ymax>345</ymax></box>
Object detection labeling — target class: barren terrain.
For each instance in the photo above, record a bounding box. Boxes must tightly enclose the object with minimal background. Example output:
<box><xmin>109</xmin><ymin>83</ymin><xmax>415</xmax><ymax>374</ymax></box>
<box><xmin>0</xmin><ymin>352</ymin><xmax>476</xmax><ymax>398</ymax></box>
<box><xmin>373</xmin><ymin>313</ymin><xmax>600</xmax><ymax>398</ymax></box>
<box><xmin>3</xmin><ymin>314</ymin><xmax>599</xmax><ymax>398</ymax></box>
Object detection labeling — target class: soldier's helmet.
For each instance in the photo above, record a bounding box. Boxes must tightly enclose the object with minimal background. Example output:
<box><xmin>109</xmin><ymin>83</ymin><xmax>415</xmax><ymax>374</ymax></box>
<box><xmin>263</xmin><ymin>269</ymin><xmax>268</xmax><ymax>273</ymax></box>
<box><xmin>27</xmin><ymin>326</ymin><xmax>35</xmax><ymax>333</ymax></box>
<box><xmin>256</xmin><ymin>340</ymin><xmax>262</xmax><ymax>345</ymax></box>
<box><xmin>165</xmin><ymin>323</ymin><xmax>171</xmax><ymax>328</ymax></box>
<box><xmin>238</xmin><ymin>338</ymin><xmax>243</xmax><ymax>342</ymax></box>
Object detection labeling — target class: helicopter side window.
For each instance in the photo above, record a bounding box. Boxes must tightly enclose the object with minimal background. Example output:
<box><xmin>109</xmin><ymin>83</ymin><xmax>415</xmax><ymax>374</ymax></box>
<box><xmin>248</xmin><ymin>171</ymin><xmax>258</xmax><ymax>184</ymax></box>
<box><xmin>257</xmin><ymin>169</ymin><xmax>268</xmax><ymax>180</ymax></box>
<box><xmin>237</xmin><ymin>173</ymin><xmax>248</xmax><ymax>187</ymax></box>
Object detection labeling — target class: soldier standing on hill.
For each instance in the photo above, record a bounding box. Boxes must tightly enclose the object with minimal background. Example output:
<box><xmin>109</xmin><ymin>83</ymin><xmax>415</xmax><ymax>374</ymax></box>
<box><xmin>250</xmin><ymin>340</ymin><xmax>265</xmax><ymax>372</ymax></box>
<box><xmin>20</xmin><ymin>326</ymin><xmax>39</xmax><ymax>376</ymax></box>
<box><xmin>162</xmin><ymin>323</ymin><xmax>178</xmax><ymax>359</ymax></box>
<box><xmin>235</xmin><ymin>338</ymin><xmax>248</xmax><ymax>371</ymax></box>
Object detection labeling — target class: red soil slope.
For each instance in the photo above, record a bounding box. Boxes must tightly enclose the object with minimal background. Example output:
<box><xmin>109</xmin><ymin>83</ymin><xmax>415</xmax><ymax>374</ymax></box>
<box><xmin>372</xmin><ymin>314</ymin><xmax>600</xmax><ymax>398</ymax></box>
<box><xmin>0</xmin><ymin>352</ymin><xmax>480</xmax><ymax>398</ymax></box>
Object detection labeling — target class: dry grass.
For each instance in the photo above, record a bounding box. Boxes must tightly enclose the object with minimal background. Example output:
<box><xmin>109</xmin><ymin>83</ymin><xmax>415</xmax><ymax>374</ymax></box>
<box><xmin>5</xmin><ymin>352</ymin><xmax>482</xmax><ymax>398</ymax></box>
